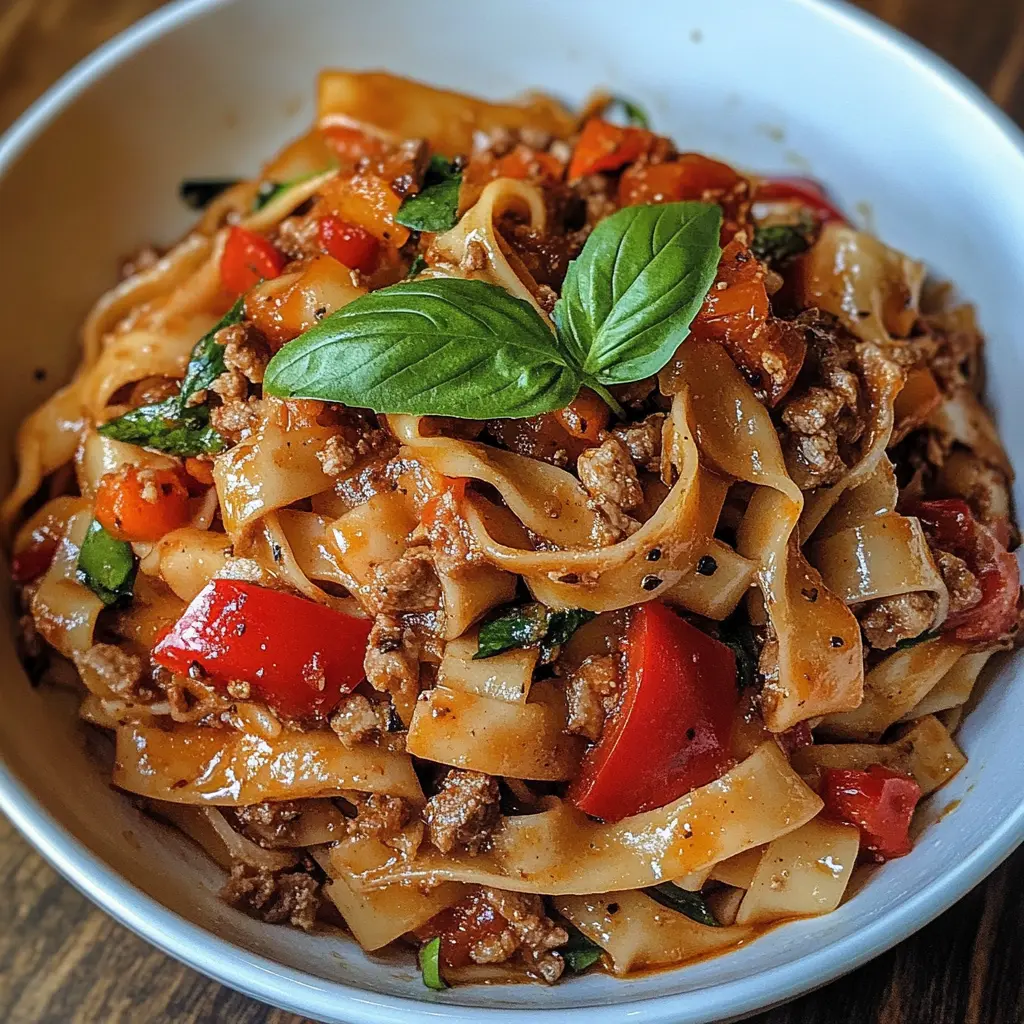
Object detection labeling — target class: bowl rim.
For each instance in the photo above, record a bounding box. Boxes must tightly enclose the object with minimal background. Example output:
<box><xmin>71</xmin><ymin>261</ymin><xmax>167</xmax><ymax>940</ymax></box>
<box><xmin>2</xmin><ymin>0</ymin><xmax>1024</xmax><ymax>1021</ymax></box>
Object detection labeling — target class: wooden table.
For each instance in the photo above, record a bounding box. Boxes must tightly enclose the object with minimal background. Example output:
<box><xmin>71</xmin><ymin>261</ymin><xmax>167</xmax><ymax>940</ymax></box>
<box><xmin>2</xmin><ymin>1</ymin><xmax>1023</xmax><ymax>1021</ymax></box>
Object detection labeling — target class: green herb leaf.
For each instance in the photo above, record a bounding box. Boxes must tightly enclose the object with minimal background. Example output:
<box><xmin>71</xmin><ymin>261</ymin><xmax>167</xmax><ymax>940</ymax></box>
<box><xmin>264</xmin><ymin>278</ymin><xmax>581</xmax><ymax>419</ymax></box>
<box><xmin>179</xmin><ymin>178</ymin><xmax>240</xmax><ymax>210</ymax></box>
<box><xmin>608</xmin><ymin>95</ymin><xmax>650</xmax><ymax>128</ymax></box>
<box><xmin>98</xmin><ymin>298</ymin><xmax>244</xmax><ymax>455</ymax></box>
<box><xmin>559</xmin><ymin>923</ymin><xmax>604</xmax><ymax>973</ymax></box>
<box><xmin>718</xmin><ymin>616</ymin><xmax>759</xmax><ymax>691</ymax></box>
<box><xmin>418</xmin><ymin>936</ymin><xmax>447</xmax><ymax>990</ymax></box>
<box><xmin>252</xmin><ymin>167</ymin><xmax>334</xmax><ymax>212</ymax></box>
<box><xmin>77</xmin><ymin>519</ymin><xmax>136</xmax><ymax>606</ymax></box>
<box><xmin>554</xmin><ymin>202</ymin><xmax>722</xmax><ymax>386</ymax></box>
<box><xmin>396</xmin><ymin>155</ymin><xmax>462</xmax><ymax>233</ymax></box>
<box><xmin>751</xmin><ymin>219</ymin><xmax>813</xmax><ymax>266</ymax></box>
<box><xmin>405</xmin><ymin>253</ymin><xmax>428</xmax><ymax>279</ymax></box>
<box><xmin>894</xmin><ymin>629</ymin><xmax>940</xmax><ymax>651</ymax></box>
<box><xmin>474</xmin><ymin>602</ymin><xmax>596</xmax><ymax>661</ymax></box>
<box><xmin>645</xmin><ymin>883</ymin><xmax>720</xmax><ymax>927</ymax></box>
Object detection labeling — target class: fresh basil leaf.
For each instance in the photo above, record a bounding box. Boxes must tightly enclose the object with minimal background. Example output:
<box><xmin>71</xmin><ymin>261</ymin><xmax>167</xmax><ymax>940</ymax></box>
<box><xmin>645</xmin><ymin>883</ymin><xmax>720</xmax><ymax>927</ymax></box>
<box><xmin>718</xmin><ymin>616</ymin><xmax>758</xmax><ymax>691</ymax></box>
<box><xmin>559</xmin><ymin>923</ymin><xmax>604</xmax><ymax>973</ymax></box>
<box><xmin>179</xmin><ymin>297</ymin><xmax>245</xmax><ymax>400</ymax></box>
<box><xmin>396</xmin><ymin>155</ymin><xmax>462</xmax><ymax>233</ymax></box>
<box><xmin>554</xmin><ymin>202</ymin><xmax>722</xmax><ymax>385</ymax></box>
<box><xmin>77</xmin><ymin>519</ymin><xmax>136</xmax><ymax>606</ymax></box>
<box><xmin>418</xmin><ymin>936</ymin><xmax>447</xmax><ymax>991</ymax></box>
<box><xmin>894</xmin><ymin>629</ymin><xmax>940</xmax><ymax>651</ymax></box>
<box><xmin>252</xmin><ymin>167</ymin><xmax>334</xmax><ymax>212</ymax></box>
<box><xmin>608</xmin><ymin>95</ymin><xmax>650</xmax><ymax>129</ymax></box>
<box><xmin>474</xmin><ymin>602</ymin><xmax>595</xmax><ymax>661</ymax></box>
<box><xmin>751</xmin><ymin>219</ymin><xmax>813</xmax><ymax>266</ymax></box>
<box><xmin>405</xmin><ymin>253</ymin><xmax>428</xmax><ymax>279</ymax></box>
<box><xmin>180</xmin><ymin>178</ymin><xmax>241</xmax><ymax>210</ymax></box>
<box><xmin>98</xmin><ymin>401</ymin><xmax>226</xmax><ymax>457</ymax></box>
<box><xmin>264</xmin><ymin>278</ymin><xmax>581</xmax><ymax>419</ymax></box>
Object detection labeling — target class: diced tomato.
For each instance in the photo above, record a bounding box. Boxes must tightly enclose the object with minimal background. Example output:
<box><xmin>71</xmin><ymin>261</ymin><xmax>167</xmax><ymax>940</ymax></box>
<box><xmin>569</xmin><ymin>602</ymin><xmax>739</xmax><ymax>822</ymax></box>
<box><xmin>317</xmin><ymin>215</ymin><xmax>380</xmax><ymax>274</ymax></box>
<box><xmin>908</xmin><ymin>498</ymin><xmax>1021</xmax><ymax>643</ymax></box>
<box><xmin>321</xmin><ymin>124</ymin><xmax>388</xmax><ymax>165</ymax></box>
<box><xmin>776</xmin><ymin>720</ymin><xmax>814</xmax><ymax>756</ymax></box>
<box><xmin>822</xmin><ymin>765</ymin><xmax>922</xmax><ymax>861</ymax></box>
<box><xmin>94</xmin><ymin>466</ymin><xmax>191</xmax><ymax>543</ymax></box>
<box><xmin>11</xmin><ymin>537</ymin><xmax>58</xmax><ymax>583</ymax></box>
<box><xmin>414</xmin><ymin>892</ymin><xmax>508</xmax><ymax>968</ymax></box>
<box><xmin>495</xmin><ymin>144</ymin><xmax>565</xmax><ymax>183</ymax></box>
<box><xmin>553</xmin><ymin>388</ymin><xmax>610</xmax><ymax>443</ymax></box>
<box><xmin>220</xmin><ymin>226</ymin><xmax>285</xmax><ymax>296</ymax></box>
<box><xmin>618</xmin><ymin>153</ymin><xmax>743</xmax><ymax>207</ymax></box>
<box><xmin>756</xmin><ymin>176</ymin><xmax>847</xmax><ymax>224</ymax></box>
<box><xmin>152</xmin><ymin>579</ymin><xmax>373</xmax><ymax>720</ymax></box>
<box><xmin>568</xmin><ymin>118</ymin><xmax>655</xmax><ymax>181</ymax></box>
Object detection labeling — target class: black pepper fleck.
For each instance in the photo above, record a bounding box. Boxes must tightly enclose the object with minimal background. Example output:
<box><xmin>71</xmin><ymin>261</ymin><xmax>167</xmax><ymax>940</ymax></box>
<box><xmin>830</xmin><ymin>635</ymin><xmax>844</xmax><ymax>648</ymax></box>
<box><xmin>685</xmin><ymin>727</ymin><xmax>696</xmax><ymax>741</ymax></box>
<box><xmin>607</xmin><ymin>902</ymin><xmax>620</xmax><ymax>915</ymax></box>
<box><xmin>646</xmin><ymin>548</ymin><xmax>662</xmax><ymax>562</ymax></box>
<box><xmin>33</xmin><ymin>368</ymin><xmax>46</xmax><ymax>381</ymax></box>
<box><xmin>801</xmin><ymin>587</ymin><xmax>819</xmax><ymax>603</ymax></box>
<box><xmin>696</xmin><ymin>555</ymin><xmax>718</xmax><ymax>576</ymax></box>
<box><xmin>641</xmin><ymin>574</ymin><xmax>662</xmax><ymax>592</ymax></box>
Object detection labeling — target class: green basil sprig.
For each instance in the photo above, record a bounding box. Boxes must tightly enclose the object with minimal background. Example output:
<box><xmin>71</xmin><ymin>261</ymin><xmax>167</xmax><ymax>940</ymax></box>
<box><xmin>559</xmin><ymin>923</ymin><xmax>604</xmax><ymax>972</ymax></box>
<box><xmin>645</xmin><ymin>883</ymin><xmax>720</xmax><ymax>927</ymax></box>
<box><xmin>751</xmin><ymin>218</ymin><xmax>813</xmax><ymax>266</ymax></box>
<box><xmin>99</xmin><ymin>298</ymin><xmax>245</xmax><ymax>456</ymax></box>
<box><xmin>474</xmin><ymin>602</ymin><xmax>596</xmax><ymax>662</ymax></box>
<box><xmin>396</xmin><ymin>155</ymin><xmax>462</xmax><ymax>233</ymax></box>
<box><xmin>264</xmin><ymin>201</ymin><xmax>722</xmax><ymax>418</ymax></box>
<box><xmin>77</xmin><ymin>520</ymin><xmax>136</xmax><ymax>606</ymax></box>
<box><xmin>608</xmin><ymin>95</ymin><xmax>650</xmax><ymax>129</ymax></box>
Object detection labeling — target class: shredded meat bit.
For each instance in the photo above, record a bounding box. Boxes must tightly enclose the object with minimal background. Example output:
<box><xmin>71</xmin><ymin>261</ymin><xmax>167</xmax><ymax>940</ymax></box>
<box><xmin>612</xmin><ymin>413</ymin><xmax>665</xmax><ymax>473</ymax></box>
<box><xmin>222</xmin><ymin>865</ymin><xmax>320</xmax><ymax>931</ymax></box>
<box><xmin>366</xmin><ymin>547</ymin><xmax>441</xmax><ymax>615</ymax></box>
<box><xmin>577</xmin><ymin>437</ymin><xmax>643</xmax><ymax>539</ymax></box>
<box><xmin>348</xmin><ymin>793</ymin><xmax>413</xmax><ymax>842</ymax></box>
<box><xmin>472</xmin><ymin>889</ymin><xmax>568</xmax><ymax>983</ymax></box>
<box><xmin>934</xmin><ymin>549</ymin><xmax>983</xmax><ymax>616</ymax></box>
<box><xmin>364</xmin><ymin>614</ymin><xmax>422</xmax><ymax>698</ymax></box>
<box><xmin>210</xmin><ymin>368</ymin><xmax>248</xmax><ymax>402</ymax></box>
<box><xmin>210</xmin><ymin>396</ymin><xmax>265</xmax><ymax>443</ymax></box>
<box><xmin>565</xmin><ymin>654</ymin><xmax>620</xmax><ymax>741</ymax></box>
<box><xmin>856</xmin><ymin>591</ymin><xmax>938</xmax><ymax>650</ymax></box>
<box><xmin>329</xmin><ymin>692</ymin><xmax>383</xmax><ymax>746</ymax></box>
<box><xmin>232</xmin><ymin>801</ymin><xmax>302</xmax><ymax>846</ymax></box>
<box><xmin>217</xmin><ymin>322</ymin><xmax>272</xmax><ymax>384</ymax></box>
<box><xmin>423</xmin><ymin>769</ymin><xmax>501</xmax><ymax>854</ymax></box>
<box><xmin>77</xmin><ymin>643</ymin><xmax>143</xmax><ymax>698</ymax></box>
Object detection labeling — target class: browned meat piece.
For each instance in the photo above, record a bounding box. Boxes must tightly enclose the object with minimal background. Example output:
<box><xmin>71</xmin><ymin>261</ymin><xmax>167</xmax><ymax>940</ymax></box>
<box><xmin>222</xmin><ymin>865</ymin><xmax>320</xmax><ymax>931</ymax></box>
<box><xmin>347</xmin><ymin>793</ymin><xmax>413</xmax><ymax>841</ymax></box>
<box><xmin>573</xmin><ymin>173</ymin><xmax>618</xmax><ymax>228</ymax></box>
<box><xmin>210</xmin><ymin>397</ymin><xmax>264</xmax><ymax>443</ymax></box>
<box><xmin>577</xmin><ymin>437</ymin><xmax>643</xmax><ymax>539</ymax></box>
<box><xmin>472</xmin><ymin>889</ymin><xmax>569</xmax><ymax>983</ymax></box>
<box><xmin>232</xmin><ymin>801</ymin><xmax>302</xmax><ymax>846</ymax></box>
<box><xmin>328</xmin><ymin>693</ymin><xmax>384</xmax><ymax>746</ymax></box>
<box><xmin>565</xmin><ymin>654</ymin><xmax>620</xmax><ymax>741</ymax></box>
<box><xmin>366</xmin><ymin>548</ymin><xmax>441</xmax><ymax>615</ymax></box>
<box><xmin>423</xmin><ymin>769</ymin><xmax>501</xmax><ymax>854</ymax></box>
<box><xmin>364</xmin><ymin>614</ymin><xmax>422</xmax><ymax>696</ymax></box>
<box><xmin>612</xmin><ymin>413</ymin><xmax>665</xmax><ymax>473</ymax></box>
<box><xmin>77</xmin><ymin>643</ymin><xmax>142</xmax><ymax>698</ymax></box>
<box><xmin>272</xmin><ymin>214</ymin><xmax>321</xmax><ymax>261</ymax></box>
<box><xmin>936</xmin><ymin>450</ymin><xmax>1013</xmax><ymax>528</ymax></box>
<box><xmin>209</xmin><ymin>368</ymin><xmax>248</xmax><ymax>402</ymax></box>
<box><xmin>216</xmin><ymin>322</ymin><xmax>272</xmax><ymax>384</ymax></box>
<box><xmin>856</xmin><ymin>592</ymin><xmax>938</xmax><ymax>650</ymax></box>
<box><xmin>934</xmin><ymin>550</ymin><xmax>983</xmax><ymax>616</ymax></box>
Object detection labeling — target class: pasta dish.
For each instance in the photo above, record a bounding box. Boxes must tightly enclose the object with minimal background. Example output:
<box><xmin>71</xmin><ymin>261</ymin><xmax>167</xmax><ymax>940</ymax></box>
<box><xmin>5</xmin><ymin>71</ymin><xmax>1020</xmax><ymax>987</ymax></box>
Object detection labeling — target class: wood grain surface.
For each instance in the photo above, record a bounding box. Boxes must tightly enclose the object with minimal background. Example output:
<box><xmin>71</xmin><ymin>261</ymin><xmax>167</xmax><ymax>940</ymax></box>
<box><xmin>2</xmin><ymin>1</ymin><xmax>1024</xmax><ymax>1022</ymax></box>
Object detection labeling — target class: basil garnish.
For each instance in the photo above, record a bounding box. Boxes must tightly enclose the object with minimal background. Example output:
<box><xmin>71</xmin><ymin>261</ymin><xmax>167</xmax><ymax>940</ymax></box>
<box><xmin>252</xmin><ymin>167</ymin><xmax>334</xmax><ymax>212</ymax></box>
<box><xmin>751</xmin><ymin>219</ymin><xmax>813</xmax><ymax>266</ymax></box>
<box><xmin>396</xmin><ymin>155</ymin><xmax>462</xmax><ymax>233</ymax></box>
<box><xmin>608</xmin><ymin>95</ymin><xmax>650</xmax><ymax>129</ymax></box>
<box><xmin>554</xmin><ymin>202</ymin><xmax>722</xmax><ymax>386</ymax></box>
<box><xmin>559</xmin><ymin>923</ymin><xmax>604</xmax><ymax>972</ymax></box>
<box><xmin>264</xmin><ymin>201</ymin><xmax>722</xmax><ymax>418</ymax></box>
<box><xmin>405</xmin><ymin>253</ymin><xmax>428</xmax><ymax>279</ymax></box>
<box><xmin>418</xmin><ymin>936</ymin><xmax>447</xmax><ymax>990</ymax></box>
<box><xmin>894</xmin><ymin>629</ymin><xmax>940</xmax><ymax>651</ymax></box>
<box><xmin>99</xmin><ymin>298</ymin><xmax>245</xmax><ymax>456</ymax></box>
<box><xmin>718</xmin><ymin>616</ymin><xmax>759</xmax><ymax>691</ymax></box>
<box><xmin>180</xmin><ymin>178</ymin><xmax>240</xmax><ymax>210</ymax></box>
<box><xmin>645</xmin><ymin>883</ymin><xmax>720</xmax><ymax>927</ymax></box>
<box><xmin>77</xmin><ymin>520</ymin><xmax>136</xmax><ymax>606</ymax></box>
<box><xmin>474</xmin><ymin>602</ymin><xmax>595</xmax><ymax>661</ymax></box>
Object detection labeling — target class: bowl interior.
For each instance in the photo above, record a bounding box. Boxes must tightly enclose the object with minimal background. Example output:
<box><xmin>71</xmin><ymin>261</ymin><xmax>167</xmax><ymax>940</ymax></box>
<box><xmin>1</xmin><ymin>0</ymin><xmax>1023</xmax><ymax>1020</ymax></box>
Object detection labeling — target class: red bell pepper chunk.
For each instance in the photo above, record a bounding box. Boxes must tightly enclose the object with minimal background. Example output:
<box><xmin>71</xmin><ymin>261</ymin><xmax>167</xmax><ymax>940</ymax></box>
<box><xmin>152</xmin><ymin>580</ymin><xmax>372</xmax><ymax>720</ymax></box>
<box><xmin>908</xmin><ymin>498</ymin><xmax>1020</xmax><ymax>643</ymax></box>
<box><xmin>569</xmin><ymin>602</ymin><xmax>738</xmax><ymax>822</ymax></box>
<box><xmin>568</xmin><ymin>117</ymin><xmax>655</xmax><ymax>181</ymax></box>
<box><xmin>822</xmin><ymin>765</ymin><xmax>922</xmax><ymax>861</ymax></box>
<box><xmin>220</xmin><ymin>226</ymin><xmax>285</xmax><ymax>295</ymax></box>
<box><xmin>756</xmin><ymin>175</ymin><xmax>847</xmax><ymax>223</ymax></box>
<box><xmin>11</xmin><ymin>537</ymin><xmax>58</xmax><ymax>583</ymax></box>
<box><xmin>317</xmin><ymin>215</ymin><xmax>380</xmax><ymax>274</ymax></box>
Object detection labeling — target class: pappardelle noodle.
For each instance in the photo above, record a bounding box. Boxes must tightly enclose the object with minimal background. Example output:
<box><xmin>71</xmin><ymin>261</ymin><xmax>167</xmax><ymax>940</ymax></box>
<box><xmin>7</xmin><ymin>71</ymin><xmax>1021</xmax><ymax>987</ymax></box>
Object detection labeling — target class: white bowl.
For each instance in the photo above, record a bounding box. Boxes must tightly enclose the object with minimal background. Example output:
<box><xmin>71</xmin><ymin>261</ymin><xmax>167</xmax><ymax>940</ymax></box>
<box><xmin>2</xmin><ymin>0</ymin><xmax>1023</xmax><ymax>1021</ymax></box>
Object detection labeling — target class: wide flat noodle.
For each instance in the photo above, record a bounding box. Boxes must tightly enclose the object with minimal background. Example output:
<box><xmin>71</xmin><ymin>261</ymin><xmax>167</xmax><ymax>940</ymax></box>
<box><xmin>351</xmin><ymin>743</ymin><xmax>821</xmax><ymax>895</ymax></box>
<box><xmin>664</xmin><ymin>336</ymin><xmax>862</xmax><ymax>729</ymax></box>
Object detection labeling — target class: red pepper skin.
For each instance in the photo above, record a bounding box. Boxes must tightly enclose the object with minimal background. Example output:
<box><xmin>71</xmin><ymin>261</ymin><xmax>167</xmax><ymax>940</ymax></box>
<box><xmin>11</xmin><ymin>537</ymin><xmax>58</xmax><ymax>582</ymax></box>
<box><xmin>569</xmin><ymin>602</ymin><xmax>738</xmax><ymax>822</ymax></box>
<box><xmin>220</xmin><ymin>226</ymin><xmax>285</xmax><ymax>295</ymax></box>
<box><xmin>317</xmin><ymin>215</ymin><xmax>380</xmax><ymax>274</ymax></box>
<box><xmin>152</xmin><ymin>580</ymin><xmax>372</xmax><ymax>720</ymax></box>
<box><xmin>908</xmin><ymin>498</ymin><xmax>1020</xmax><ymax>643</ymax></box>
<box><xmin>756</xmin><ymin>176</ymin><xmax>847</xmax><ymax>223</ymax></box>
<box><xmin>822</xmin><ymin>765</ymin><xmax>922</xmax><ymax>861</ymax></box>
